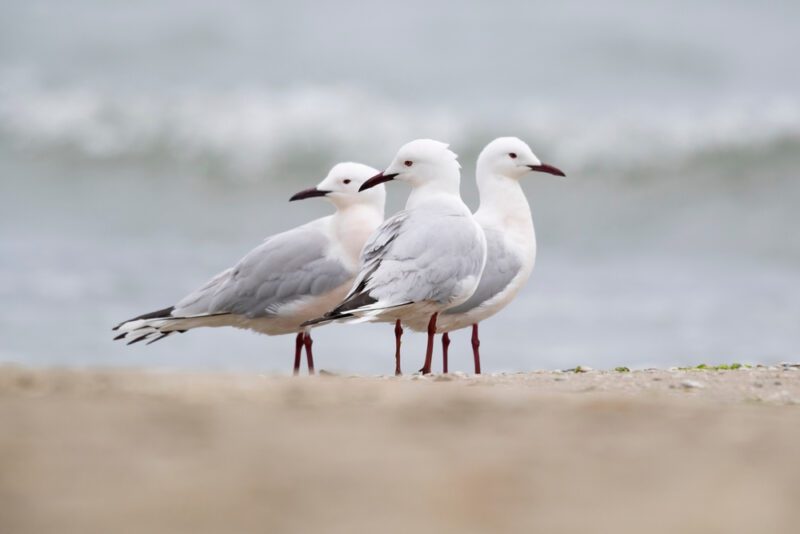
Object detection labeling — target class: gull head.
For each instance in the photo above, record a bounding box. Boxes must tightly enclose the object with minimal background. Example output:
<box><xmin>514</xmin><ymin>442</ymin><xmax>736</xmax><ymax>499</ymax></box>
<box><xmin>478</xmin><ymin>137</ymin><xmax>565</xmax><ymax>180</ymax></box>
<box><xmin>360</xmin><ymin>139</ymin><xmax>461</xmax><ymax>191</ymax></box>
<box><xmin>290</xmin><ymin>162</ymin><xmax>385</xmax><ymax>211</ymax></box>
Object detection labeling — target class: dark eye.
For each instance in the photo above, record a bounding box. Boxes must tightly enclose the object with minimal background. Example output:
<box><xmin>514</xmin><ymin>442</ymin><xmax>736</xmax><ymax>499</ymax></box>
<box><xmin>509</xmin><ymin>153</ymin><xmax>517</xmax><ymax>159</ymax></box>
<box><xmin>343</xmin><ymin>179</ymin><xmax>351</xmax><ymax>184</ymax></box>
<box><xmin>404</xmin><ymin>160</ymin><xmax>413</xmax><ymax>167</ymax></box>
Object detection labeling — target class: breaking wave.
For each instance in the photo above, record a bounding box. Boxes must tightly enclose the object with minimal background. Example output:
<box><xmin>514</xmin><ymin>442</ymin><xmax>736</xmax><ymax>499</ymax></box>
<box><xmin>2</xmin><ymin>78</ymin><xmax>799</xmax><ymax>181</ymax></box>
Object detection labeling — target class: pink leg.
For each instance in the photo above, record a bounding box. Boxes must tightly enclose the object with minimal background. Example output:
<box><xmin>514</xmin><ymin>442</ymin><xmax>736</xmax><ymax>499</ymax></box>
<box><xmin>293</xmin><ymin>332</ymin><xmax>304</xmax><ymax>376</ymax></box>
<box><xmin>303</xmin><ymin>332</ymin><xmax>315</xmax><ymax>375</ymax></box>
<box><xmin>471</xmin><ymin>323</ymin><xmax>481</xmax><ymax>375</ymax></box>
<box><xmin>420</xmin><ymin>313</ymin><xmax>438</xmax><ymax>375</ymax></box>
<box><xmin>394</xmin><ymin>319</ymin><xmax>403</xmax><ymax>376</ymax></box>
<box><xmin>442</xmin><ymin>332</ymin><xmax>450</xmax><ymax>374</ymax></box>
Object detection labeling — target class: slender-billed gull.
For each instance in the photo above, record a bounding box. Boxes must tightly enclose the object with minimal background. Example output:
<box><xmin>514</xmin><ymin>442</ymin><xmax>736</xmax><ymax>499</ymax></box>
<box><xmin>406</xmin><ymin>137</ymin><xmax>565</xmax><ymax>373</ymax></box>
<box><xmin>304</xmin><ymin>139</ymin><xmax>487</xmax><ymax>375</ymax></box>
<box><xmin>112</xmin><ymin>162</ymin><xmax>386</xmax><ymax>374</ymax></box>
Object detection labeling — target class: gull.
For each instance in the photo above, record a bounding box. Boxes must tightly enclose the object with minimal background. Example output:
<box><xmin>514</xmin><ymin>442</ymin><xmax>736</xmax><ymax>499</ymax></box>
<box><xmin>303</xmin><ymin>139</ymin><xmax>487</xmax><ymax>375</ymax></box>
<box><xmin>405</xmin><ymin>137</ymin><xmax>565</xmax><ymax>373</ymax></box>
<box><xmin>112</xmin><ymin>162</ymin><xmax>386</xmax><ymax>375</ymax></box>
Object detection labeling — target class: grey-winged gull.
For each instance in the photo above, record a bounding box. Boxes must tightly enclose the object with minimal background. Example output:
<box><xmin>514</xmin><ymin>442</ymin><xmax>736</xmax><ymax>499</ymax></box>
<box><xmin>112</xmin><ymin>162</ymin><xmax>386</xmax><ymax>375</ymax></box>
<box><xmin>405</xmin><ymin>137</ymin><xmax>565</xmax><ymax>373</ymax></box>
<box><xmin>303</xmin><ymin>139</ymin><xmax>487</xmax><ymax>375</ymax></box>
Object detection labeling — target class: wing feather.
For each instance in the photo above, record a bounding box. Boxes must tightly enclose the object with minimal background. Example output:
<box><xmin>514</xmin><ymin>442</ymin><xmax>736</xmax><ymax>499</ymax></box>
<box><xmin>444</xmin><ymin>227</ymin><xmax>522</xmax><ymax>314</ymax></box>
<box><xmin>174</xmin><ymin>224</ymin><xmax>352</xmax><ymax>318</ymax></box>
<box><xmin>323</xmin><ymin>207</ymin><xmax>485</xmax><ymax>319</ymax></box>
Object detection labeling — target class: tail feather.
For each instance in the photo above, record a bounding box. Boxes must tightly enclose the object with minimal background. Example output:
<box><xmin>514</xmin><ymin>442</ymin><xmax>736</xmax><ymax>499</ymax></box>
<box><xmin>113</xmin><ymin>305</ymin><xmax>229</xmax><ymax>345</ymax></box>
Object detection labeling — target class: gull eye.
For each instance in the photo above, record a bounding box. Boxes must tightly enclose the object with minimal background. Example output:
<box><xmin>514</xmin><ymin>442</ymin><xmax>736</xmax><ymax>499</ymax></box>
<box><xmin>404</xmin><ymin>160</ymin><xmax>413</xmax><ymax>167</ymax></box>
<box><xmin>509</xmin><ymin>152</ymin><xmax>517</xmax><ymax>159</ymax></box>
<box><xmin>343</xmin><ymin>179</ymin><xmax>351</xmax><ymax>184</ymax></box>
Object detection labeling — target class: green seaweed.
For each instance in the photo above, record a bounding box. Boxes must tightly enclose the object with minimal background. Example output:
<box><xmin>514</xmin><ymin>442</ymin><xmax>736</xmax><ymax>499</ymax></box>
<box><xmin>678</xmin><ymin>362</ymin><xmax>749</xmax><ymax>371</ymax></box>
<box><xmin>569</xmin><ymin>366</ymin><xmax>588</xmax><ymax>373</ymax></box>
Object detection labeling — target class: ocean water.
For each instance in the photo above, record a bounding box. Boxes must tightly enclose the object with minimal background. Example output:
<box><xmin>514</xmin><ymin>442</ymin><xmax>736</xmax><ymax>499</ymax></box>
<box><xmin>1</xmin><ymin>0</ymin><xmax>799</xmax><ymax>373</ymax></box>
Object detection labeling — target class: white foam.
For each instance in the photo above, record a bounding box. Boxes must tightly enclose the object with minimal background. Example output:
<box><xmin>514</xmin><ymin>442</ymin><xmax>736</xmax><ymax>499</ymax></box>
<box><xmin>1</xmin><ymin>75</ymin><xmax>799</xmax><ymax>179</ymax></box>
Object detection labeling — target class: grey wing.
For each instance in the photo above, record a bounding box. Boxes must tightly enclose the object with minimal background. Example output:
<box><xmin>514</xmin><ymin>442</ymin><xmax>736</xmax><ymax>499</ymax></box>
<box><xmin>357</xmin><ymin>210</ymin><xmax>409</xmax><ymax>268</ymax></box>
<box><xmin>343</xmin><ymin>209</ymin><xmax>485</xmax><ymax>309</ymax></box>
<box><xmin>320</xmin><ymin>211</ymin><xmax>411</xmax><ymax>316</ymax></box>
<box><xmin>174</xmin><ymin>225</ymin><xmax>352</xmax><ymax>318</ymax></box>
<box><xmin>444</xmin><ymin>227</ymin><xmax>522</xmax><ymax>314</ymax></box>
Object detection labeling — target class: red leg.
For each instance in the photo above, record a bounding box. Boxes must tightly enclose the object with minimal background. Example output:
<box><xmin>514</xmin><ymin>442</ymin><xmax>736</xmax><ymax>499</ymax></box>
<box><xmin>293</xmin><ymin>332</ymin><xmax>304</xmax><ymax>376</ymax></box>
<box><xmin>303</xmin><ymin>332</ymin><xmax>315</xmax><ymax>375</ymax></box>
<box><xmin>471</xmin><ymin>323</ymin><xmax>481</xmax><ymax>375</ymax></box>
<box><xmin>442</xmin><ymin>332</ymin><xmax>450</xmax><ymax>374</ymax></box>
<box><xmin>394</xmin><ymin>320</ymin><xmax>403</xmax><ymax>376</ymax></box>
<box><xmin>420</xmin><ymin>313</ymin><xmax>438</xmax><ymax>375</ymax></box>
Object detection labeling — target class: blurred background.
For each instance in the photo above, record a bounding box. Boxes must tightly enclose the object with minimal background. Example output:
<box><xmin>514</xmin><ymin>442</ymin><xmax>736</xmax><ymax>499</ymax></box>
<box><xmin>1</xmin><ymin>0</ymin><xmax>798</xmax><ymax>373</ymax></box>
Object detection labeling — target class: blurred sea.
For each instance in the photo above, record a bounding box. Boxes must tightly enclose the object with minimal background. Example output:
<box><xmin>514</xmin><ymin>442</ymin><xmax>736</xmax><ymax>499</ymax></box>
<box><xmin>1</xmin><ymin>0</ymin><xmax>799</xmax><ymax>373</ymax></box>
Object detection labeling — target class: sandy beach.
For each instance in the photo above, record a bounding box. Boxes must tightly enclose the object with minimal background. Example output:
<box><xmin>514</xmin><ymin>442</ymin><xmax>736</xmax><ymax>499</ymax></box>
<box><xmin>2</xmin><ymin>364</ymin><xmax>800</xmax><ymax>533</ymax></box>
<box><xmin>4</xmin><ymin>2</ymin><xmax>799</xmax><ymax>533</ymax></box>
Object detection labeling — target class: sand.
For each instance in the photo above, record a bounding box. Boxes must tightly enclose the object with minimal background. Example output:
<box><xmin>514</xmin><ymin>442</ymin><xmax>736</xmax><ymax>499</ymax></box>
<box><xmin>2</xmin><ymin>364</ymin><xmax>800</xmax><ymax>534</ymax></box>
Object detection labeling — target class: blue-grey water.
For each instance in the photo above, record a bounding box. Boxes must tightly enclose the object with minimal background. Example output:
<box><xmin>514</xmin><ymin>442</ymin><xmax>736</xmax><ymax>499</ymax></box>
<box><xmin>1</xmin><ymin>0</ymin><xmax>799</xmax><ymax>373</ymax></box>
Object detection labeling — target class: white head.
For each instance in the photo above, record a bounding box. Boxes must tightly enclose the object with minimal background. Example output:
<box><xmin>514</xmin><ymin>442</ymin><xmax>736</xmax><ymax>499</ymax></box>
<box><xmin>290</xmin><ymin>162</ymin><xmax>386</xmax><ymax>213</ymax></box>
<box><xmin>359</xmin><ymin>139</ymin><xmax>461</xmax><ymax>193</ymax></box>
<box><xmin>477</xmin><ymin>137</ymin><xmax>565</xmax><ymax>180</ymax></box>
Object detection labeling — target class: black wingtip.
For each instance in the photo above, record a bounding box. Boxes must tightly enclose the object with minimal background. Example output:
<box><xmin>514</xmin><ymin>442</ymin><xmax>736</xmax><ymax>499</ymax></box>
<box><xmin>300</xmin><ymin>316</ymin><xmax>326</xmax><ymax>328</ymax></box>
<box><xmin>301</xmin><ymin>312</ymin><xmax>352</xmax><ymax>328</ymax></box>
<box><xmin>126</xmin><ymin>335</ymin><xmax>150</xmax><ymax>346</ymax></box>
<box><xmin>114</xmin><ymin>305</ymin><xmax>175</xmax><ymax>331</ymax></box>
<box><xmin>146</xmin><ymin>332</ymin><xmax>170</xmax><ymax>345</ymax></box>
<box><xmin>113</xmin><ymin>332</ymin><xmax>126</xmax><ymax>341</ymax></box>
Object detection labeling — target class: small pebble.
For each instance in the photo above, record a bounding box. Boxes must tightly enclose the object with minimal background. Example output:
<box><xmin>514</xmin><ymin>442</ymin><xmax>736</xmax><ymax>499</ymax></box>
<box><xmin>681</xmin><ymin>380</ymin><xmax>705</xmax><ymax>389</ymax></box>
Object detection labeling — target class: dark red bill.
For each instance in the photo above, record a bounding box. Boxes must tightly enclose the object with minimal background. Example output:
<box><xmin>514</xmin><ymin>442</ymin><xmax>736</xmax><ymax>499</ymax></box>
<box><xmin>527</xmin><ymin>163</ymin><xmax>566</xmax><ymax>177</ymax></box>
<box><xmin>289</xmin><ymin>187</ymin><xmax>330</xmax><ymax>201</ymax></box>
<box><xmin>359</xmin><ymin>172</ymin><xmax>398</xmax><ymax>192</ymax></box>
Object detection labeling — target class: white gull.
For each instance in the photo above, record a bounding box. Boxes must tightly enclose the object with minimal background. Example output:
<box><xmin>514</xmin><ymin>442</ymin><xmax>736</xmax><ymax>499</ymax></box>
<box><xmin>405</xmin><ymin>137</ymin><xmax>565</xmax><ymax>373</ymax></box>
<box><xmin>304</xmin><ymin>139</ymin><xmax>487</xmax><ymax>375</ymax></box>
<box><xmin>112</xmin><ymin>162</ymin><xmax>386</xmax><ymax>375</ymax></box>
